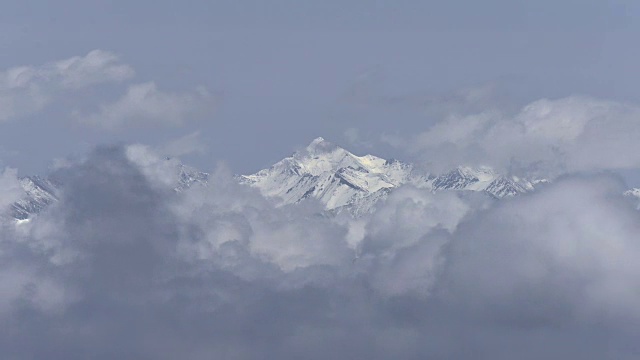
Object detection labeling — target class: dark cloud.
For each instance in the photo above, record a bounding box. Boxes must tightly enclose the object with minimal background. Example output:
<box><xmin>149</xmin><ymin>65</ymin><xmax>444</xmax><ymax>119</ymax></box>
<box><xmin>0</xmin><ymin>145</ymin><xmax>639</xmax><ymax>359</ymax></box>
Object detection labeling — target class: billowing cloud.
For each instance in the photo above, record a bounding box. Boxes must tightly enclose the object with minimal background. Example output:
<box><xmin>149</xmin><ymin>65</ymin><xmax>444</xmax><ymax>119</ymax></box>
<box><xmin>406</xmin><ymin>96</ymin><xmax>640</xmax><ymax>177</ymax></box>
<box><xmin>0</xmin><ymin>167</ymin><xmax>21</xmax><ymax>210</ymax></box>
<box><xmin>0</xmin><ymin>50</ymin><xmax>134</xmax><ymax>122</ymax></box>
<box><xmin>444</xmin><ymin>175</ymin><xmax>640</xmax><ymax>320</ymax></box>
<box><xmin>0</xmin><ymin>51</ymin><xmax>214</xmax><ymax>130</ymax></box>
<box><xmin>75</xmin><ymin>82</ymin><xmax>214</xmax><ymax>129</ymax></box>
<box><xmin>2</xmin><ymin>143</ymin><xmax>639</xmax><ymax>359</ymax></box>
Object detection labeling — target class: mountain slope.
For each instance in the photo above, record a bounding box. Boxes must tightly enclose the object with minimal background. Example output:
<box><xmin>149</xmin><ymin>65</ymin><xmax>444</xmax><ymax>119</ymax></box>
<box><xmin>7</xmin><ymin>161</ymin><xmax>208</xmax><ymax>223</ymax></box>
<box><xmin>241</xmin><ymin>138</ymin><xmax>538</xmax><ymax>215</ymax></box>
<box><xmin>5</xmin><ymin>137</ymin><xmax>555</xmax><ymax>221</ymax></box>
<box><xmin>239</xmin><ymin>137</ymin><xmax>413</xmax><ymax>215</ymax></box>
<box><xmin>428</xmin><ymin>166</ymin><xmax>538</xmax><ymax>199</ymax></box>
<box><xmin>11</xmin><ymin>176</ymin><xmax>60</xmax><ymax>221</ymax></box>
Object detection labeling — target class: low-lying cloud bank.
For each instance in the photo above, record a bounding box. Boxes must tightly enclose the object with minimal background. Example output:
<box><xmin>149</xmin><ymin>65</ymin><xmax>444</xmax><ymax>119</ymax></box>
<box><xmin>1</xmin><ymin>142</ymin><xmax>639</xmax><ymax>359</ymax></box>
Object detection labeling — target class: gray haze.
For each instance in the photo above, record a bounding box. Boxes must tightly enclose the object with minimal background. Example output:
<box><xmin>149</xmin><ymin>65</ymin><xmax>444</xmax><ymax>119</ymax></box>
<box><xmin>1</xmin><ymin>1</ymin><xmax>640</xmax><ymax>178</ymax></box>
<box><xmin>2</xmin><ymin>144</ymin><xmax>640</xmax><ymax>359</ymax></box>
<box><xmin>3</xmin><ymin>1</ymin><xmax>640</xmax><ymax>359</ymax></box>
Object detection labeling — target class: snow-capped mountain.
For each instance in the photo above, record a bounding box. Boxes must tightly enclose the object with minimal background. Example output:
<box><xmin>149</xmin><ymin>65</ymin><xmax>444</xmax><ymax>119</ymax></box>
<box><xmin>429</xmin><ymin>166</ymin><xmax>538</xmax><ymax>198</ymax></box>
<box><xmin>11</xmin><ymin>176</ymin><xmax>60</xmax><ymax>221</ymax></box>
<box><xmin>6</xmin><ymin>161</ymin><xmax>208</xmax><ymax>224</ymax></box>
<box><xmin>239</xmin><ymin>137</ymin><xmax>414</xmax><ymax>216</ymax></box>
<box><xmin>5</xmin><ymin>137</ymin><xmax>550</xmax><ymax>221</ymax></box>
<box><xmin>624</xmin><ymin>188</ymin><xmax>640</xmax><ymax>198</ymax></box>
<box><xmin>624</xmin><ymin>188</ymin><xmax>640</xmax><ymax>209</ymax></box>
<box><xmin>240</xmin><ymin>137</ymin><xmax>537</xmax><ymax>215</ymax></box>
<box><xmin>175</xmin><ymin>163</ymin><xmax>209</xmax><ymax>191</ymax></box>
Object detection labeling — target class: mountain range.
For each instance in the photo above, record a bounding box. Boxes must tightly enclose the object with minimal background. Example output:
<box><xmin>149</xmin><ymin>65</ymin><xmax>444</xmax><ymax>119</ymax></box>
<box><xmin>238</xmin><ymin>137</ymin><xmax>547</xmax><ymax>215</ymax></box>
<box><xmin>6</xmin><ymin>137</ymin><xmax>563</xmax><ymax>222</ymax></box>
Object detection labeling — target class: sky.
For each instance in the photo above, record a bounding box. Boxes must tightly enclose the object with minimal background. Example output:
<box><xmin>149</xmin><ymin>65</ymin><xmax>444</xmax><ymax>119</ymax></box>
<box><xmin>4</xmin><ymin>2</ymin><xmax>640</xmax><ymax>359</ymax></box>
<box><xmin>1</xmin><ymin>0</ymin><xmax>640</xmax><ymax>177</ymax></box>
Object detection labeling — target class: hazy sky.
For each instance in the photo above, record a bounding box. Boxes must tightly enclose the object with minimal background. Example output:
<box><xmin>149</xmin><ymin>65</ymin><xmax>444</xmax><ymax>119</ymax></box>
<box><xmin>1</xmin><ymin>0</ymin><xmax>640</xmax><ymax>176</ymax></box>
<box><xmin>5</xmin><ymin>3</ymin><xmax>640</xmax><ymax>359</ymax></box>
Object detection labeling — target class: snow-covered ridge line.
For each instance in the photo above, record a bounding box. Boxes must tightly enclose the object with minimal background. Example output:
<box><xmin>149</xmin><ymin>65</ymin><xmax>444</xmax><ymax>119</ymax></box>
<box><xmin>2</xmin><ymin>137</ymin><xmax>569</xmax><ymax>221</ymax></box>
<box><xmin>240</xmin><ymin>137</ymin><xmax>544</xmax><ymax>216</ymax></box>
<box><xmin>7</xmin><ymin>162</ymin><xmax>209</xmax><ymax>223</ymax></box>
<box><xmin>11</xmin><ymin>176</ymin><xmax>60</xmax><ymax>220</ymax></box>
<box><xmin>239</xmin><ymin>137</ymin><xmax>410</xmax><ymax>202</ymax></box>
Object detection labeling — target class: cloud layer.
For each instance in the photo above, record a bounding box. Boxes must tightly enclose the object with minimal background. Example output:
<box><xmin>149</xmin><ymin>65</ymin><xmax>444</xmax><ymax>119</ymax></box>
<box><xmin>1</xmin><ymin>141</ymin><xmax>639</xmax><ymax>359</ymax></box>
<box><xmin>76</xmin><ymin>82</ymin><xmax>214</xmax><ymax>129</ymax></box>
<box><xmin>0</xmin><ymin>51</ymin><xmax>215</xmax><ymax>129</ymax></box>
<box><xmin>403</xmin><ymin>96</ymin><xmax>640</xmax><ymax>177</ymax></box>
<box><xmin>0</xmin><ymin>50</ymin><xmax>134</xmax><ymax>122</ymax></box>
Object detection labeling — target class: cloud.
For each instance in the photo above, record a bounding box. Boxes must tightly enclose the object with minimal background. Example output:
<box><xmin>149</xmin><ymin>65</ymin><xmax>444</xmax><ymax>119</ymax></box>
<box><xmin>0</xmin><ymin>167</ymin><xmax>21</xmax><ymax>210</ymax></box>
<box><xmin>0</xmin><ymin>50</ymin><xmax>134</xmax><ymax>122</ymax></box>
<box><xmin>405</xmin><ymin>96</ymin><xmax>640</xmax><ymax>176</ymax></box>
<box><xmin>443</xmin><ymin>175</ymin><xmax>640</xmax><ymax>321</ymax></box>
<box><xmin>75</xmin><ymin>82</ymin><xmax>214</xmax><ymax>129</ymax></box>
<box><xmin>161</xmin><ymin>131</ymin><xmax>207</xmax><ymax>157</ymax></box>
<box><xmin>51</xmin><ymin>50</ymin><xmax>135</xmax><ymax>89</ymax></box>
<box><xmin>2</xmin><ymin>144</ymin><xmax>640</xmax><ymax>359</ymax></box>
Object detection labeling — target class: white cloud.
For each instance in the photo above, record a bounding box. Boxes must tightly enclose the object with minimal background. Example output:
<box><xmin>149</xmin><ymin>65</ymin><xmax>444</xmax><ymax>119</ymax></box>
<box><xmin>406</xmin><ymin>96</ymin><xmax>640</xmax><ymax>177</ymax></box>
<box><xmin>76</xmin><ymin>82</ymin><xmax>214</xmax><ymax>129</ymax></box>
<box><xmin>0</xmin><ymin>167</ymin><xmax>22</xmax><ymax>210</ymax></box>
<box><xmin>0</xmin><ymin>50</ymin><xmax>214</xmax><ymax>130</ymax></box>
<box><xmin>124</xmin><ymin>144</ymin><xmax>184</xmax><ymax>189</ymax></box>
<box><xmin>444</xmin><ymin>175</ymin><xmax>640</xmax><ymax>321</ymax></box>
<box><xmin>52</xmin><ymin>49</ymin><xmax>135</xmax><ymax>89</ymax></box>
<box><xmin>3</xmin><ymin>144</ymin><xmax>640</xmax><ymax>358</ymax></box>
<box><xmin>0</xmin><ymin>50</ymin><xmax>134</xmax><ymax>122</ymax></box>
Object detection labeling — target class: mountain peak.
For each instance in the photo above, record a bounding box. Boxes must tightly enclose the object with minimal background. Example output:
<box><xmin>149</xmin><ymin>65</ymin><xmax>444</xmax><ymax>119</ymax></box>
<box><xmin>239</xmin><ymin>137</ymin><xmax>415</xmax><ymax>215</ymax></box>
<box><xmin>305</xmin><ymin>136</ymin><xmax>340</xmax><ymax>154</ymax></box>
<box><xmin>5</xmin><ymin>138</ymin><xmax>552</xmax><ymax>222</ymax></box>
